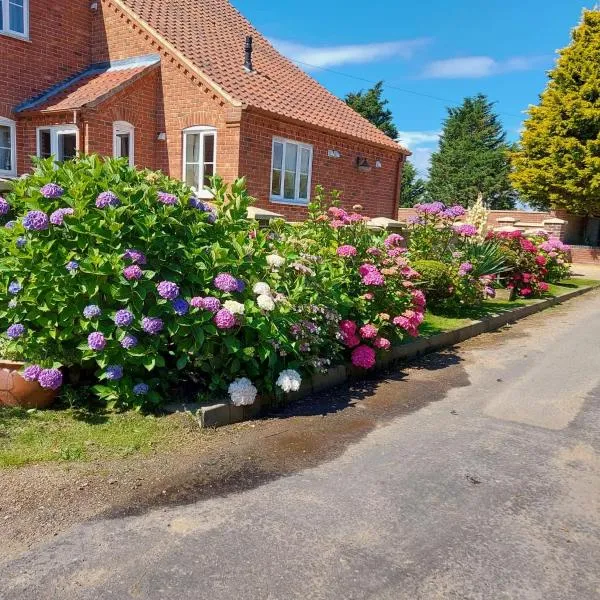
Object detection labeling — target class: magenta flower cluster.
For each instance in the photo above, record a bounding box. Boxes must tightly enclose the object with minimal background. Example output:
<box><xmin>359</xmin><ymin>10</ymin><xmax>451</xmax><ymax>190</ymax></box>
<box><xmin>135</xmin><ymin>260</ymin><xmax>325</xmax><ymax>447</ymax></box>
<box><xmin>351</xmin><ymin>345</ymin><xmax>376</xmax><ymax>369</ymax></box>
<box><xmin>192</xmin><ymin>296</ymin><xmax>221</xmax><ymax>313</ymax></box>
<box><xmin>453</xmin><ymin>224</ymin><xmax>478</xmax><ymax>237</ymax></box>
<box><xmin>123</xmin><ymin>265</ymin><xmax>143</xmax><ymax>281</ymax></box>
<box><xmin>359</xmin><ymin>264</ymin><xmax>385</xmax><ymax>287</ymax></box>
<box><xmin>337</xmin><ymin>245</ymin><xmax>357</xmax><ymax>258</ymax></box>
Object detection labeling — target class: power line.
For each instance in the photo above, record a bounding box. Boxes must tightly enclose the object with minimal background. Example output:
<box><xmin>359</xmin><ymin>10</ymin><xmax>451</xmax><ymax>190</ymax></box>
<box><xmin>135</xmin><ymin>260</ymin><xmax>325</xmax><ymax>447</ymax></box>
<box><xmin>290</xmin><ymin>58</ymin><xmax>525</xmax><ymax>120</ymax></box>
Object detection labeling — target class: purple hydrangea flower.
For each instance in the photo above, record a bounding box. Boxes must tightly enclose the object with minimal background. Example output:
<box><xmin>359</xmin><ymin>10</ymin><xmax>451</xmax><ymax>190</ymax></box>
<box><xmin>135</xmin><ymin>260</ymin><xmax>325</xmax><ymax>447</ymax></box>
<box><xmin>23</xmin><ymin>210</ymin><xmax>49</xmax><ymax>231</ymax></box>
<box><xmin>123</xmin><ymin>265</ymin><xmax>143</xmax><ymax>281</ymax></box>
<box><xmin>214</xmin><ymin>309</ymin><xmax>236</xmax><ymax>330</ymax></box>
<box><xmin>157</xmin><ymin>280</ymin><xmax>180</xmax><ymax>300</ymax></box>
<box><xmin>88</xmin><ymin>331</ymin><xmax>106</xmax><ymax>351</ymax></box>
<box><xmin>172</xmin><ymin>297</ymin><xmax>189</xmax><ymax>316</ymax></box>
<box><xmin>114</xmin><ymin>309</ymin><xmax>134</xmax><ymax>327</ymax></box>
<box><xmin>40</xmin><ymin>183</ymin><xmax>64</xmax><ymax>199</ymax></box>
<box><xmin>105</xmin><ymin>365</ymin><xmax>124</xmax><ymax>381</ymax></box>
<box><xmin>66</xmin><ymin>260</ymin><xmax>79</xmax><ymax>272</ymax></box>
<box><xmin>158</xmin><ymin>191</ymin><xmax>178</xmax><ymax>205</ymax></box>
<box><xmin>83</xmin><ymin>304</ymin><xmax>102</xmax><ymax>319</ymax></box>
<box><xmin>0</xmin><ymin>196</ymin><xmax>10</xmax><ymax>216</ymax></box>
<box><xmin>8</xmin><ymin>281</ymin><xmax>21</xmax><ymax>295</ymax></box>
<box><xmin>133</xmin><ymin>383</ymin><xmax>149</xmax><ymax>396</ymax></box>
<box><xmin>214</xmin><ymin>273</ymin><xmax>238</xmax><ymax>293</ymax></box>
<box><xmin>7</xmin><ymin>323</ymin><xmax>25</xmax><ymax>339</ymax></box>
<box><xmin>5</xmin><ymin>220</ymin><xmax>16</xmax><ymax>229</ymax></box>
<box><xmin>454</xmin><ymin>224</ymin><xmax>478</xmax><ymax>237</ymax></box>
<box><xmin>21</xmin><ymin>364</ymin><xmax>42</xmax><ymax>382</ymax></box>
<box><xmin>96</xmin><ymin>191</ymin><xmax>120</xmax><ymax>209</ymax></box>
<box><xmin>189</xmin><ymin>197</ymin><xmax>208</xmax><ymax>210</ymax></box>
<box><xmin>442</xmin><ymin>205</ymin><xmax>467</xmax><ymax>219</ymax></box>
<box><xmin>49</xmin><ymin>208</ymin><xmax>74</xmax><ymax>226</ymax></box>
<box><xmin>121</xmin><ymin>333</ymin><xmax>138</xmax><ymax>349</ymax></box>
<box><xmin>458</xmin><ymin>262</ymin><xmax>474</xmax><ymax>277</ymax></box>
<box><xmin>38</xmin><ymin>368</ymin><xmax>63</xmax><ymax>390</ymax></box>
<box><xmin>199</xmin><ymin>296</ymin><xmax>221</xmax><ymax>313</ymax></box>
<box><xmin>142</xmin><ymin>317</ymin><xmax>164</xmax><ymax>335</ymax></box>
<box><xmin>123</xmin><ymin>249</ymin><xmax>147</xmax><ymax>265</ymax></box>
<box><xmin>206</xmin><ymin>206</ymin><xmax>217</xmax><ymax>224</ymax></box>
<box><xmin>415</xmin><ymin>201</ymin><xmax>445</xmax><ymax>216</ymax></box>
<box><xmin>16</xmin><ymin>237</ymin><xmax>26</xmax><ymax>249</ymax></box>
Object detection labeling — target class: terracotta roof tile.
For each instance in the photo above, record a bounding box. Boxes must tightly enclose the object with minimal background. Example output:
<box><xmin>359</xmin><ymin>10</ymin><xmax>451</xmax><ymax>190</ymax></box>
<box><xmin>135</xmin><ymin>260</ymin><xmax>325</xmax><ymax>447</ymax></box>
<box><xmin>16</xmin><ymin>56</ymin><xmax>159</xmax><ymax>113</ymax></box>
<box><xmin>119</xmin><ymin>0</ymin><xmax>406</xmax><ymax>152</ymax></box>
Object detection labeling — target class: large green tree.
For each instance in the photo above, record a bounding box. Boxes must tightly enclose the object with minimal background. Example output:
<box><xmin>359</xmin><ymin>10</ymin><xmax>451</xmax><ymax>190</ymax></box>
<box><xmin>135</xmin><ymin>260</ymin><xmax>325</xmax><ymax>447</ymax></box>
<box><xmin>399</xmin><ymin>160</ymin><xmax>426</xmax><ymax>207</ymax></box>
<box><xmin>427</xmin><ymin>94</ymin><xmax>516</xmax><ymax>209</ymax></box>
<box><xmin>345</xmin><ymin>81</ymin><xmax>398</xmax><ymax>139</ymax></box>
<box><xmin>512</xmin><ymin>9</ymin><xmax>600</xmax><ymax>215</ymax></box>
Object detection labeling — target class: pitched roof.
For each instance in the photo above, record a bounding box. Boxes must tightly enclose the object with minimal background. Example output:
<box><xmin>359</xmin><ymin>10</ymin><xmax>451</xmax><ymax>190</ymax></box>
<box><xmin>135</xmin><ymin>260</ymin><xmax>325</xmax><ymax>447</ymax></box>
<box><xmin>118</xmin><ymin>0</ymin><xmax>407</xmax><ymax>153</ymax></box>
<box><xmin>16</xmin><ymin>55</ymin><xmax>160</xmax><ymax>114</ymax></box>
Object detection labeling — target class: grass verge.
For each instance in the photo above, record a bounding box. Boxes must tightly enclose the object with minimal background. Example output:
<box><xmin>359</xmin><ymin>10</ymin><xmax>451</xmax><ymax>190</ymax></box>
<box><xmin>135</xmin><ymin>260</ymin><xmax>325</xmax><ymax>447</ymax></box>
<box><xmin>0</xmin><ymin>407</ymin><xmax>200</xmax><ymax>468</ymax></box>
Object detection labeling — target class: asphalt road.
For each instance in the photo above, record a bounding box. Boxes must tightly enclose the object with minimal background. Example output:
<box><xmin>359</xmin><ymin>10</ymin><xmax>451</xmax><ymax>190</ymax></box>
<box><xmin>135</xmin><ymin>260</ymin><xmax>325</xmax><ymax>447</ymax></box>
<box><xmin>2</xmin><ymin>291</ymin><xmax>600</xmax><ymax>600</ymax></box>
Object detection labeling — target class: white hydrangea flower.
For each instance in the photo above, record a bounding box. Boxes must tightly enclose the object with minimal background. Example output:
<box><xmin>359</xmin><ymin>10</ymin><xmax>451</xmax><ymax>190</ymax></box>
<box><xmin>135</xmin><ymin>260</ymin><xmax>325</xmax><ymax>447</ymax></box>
<box><xmin>228</xmin><ymin>378</ymin><xmax>257</xmax><ymax>406</ymax></box>
<box><xmin>266</xmin><ymin>254</ymin><xmax>285</xmax><ymax>269</ymax></box>
<box><xmin>223</xmin><ymin>300</ymin><xmax>245</xmax><ymax>315</ymax></box>
<box><xmin>276</xmin><ymin>369</ymin><xmax>302</xmax><ymax>393</ymax></box>
<box><xmin>257</xmin><ymin>294</ymin><xmax>276</xmax><ymax>312</ymax></box>
<box><xmin>253</xmin><ymin>282</ymin><xmax>272</xmax><ymax>296</ymax></box>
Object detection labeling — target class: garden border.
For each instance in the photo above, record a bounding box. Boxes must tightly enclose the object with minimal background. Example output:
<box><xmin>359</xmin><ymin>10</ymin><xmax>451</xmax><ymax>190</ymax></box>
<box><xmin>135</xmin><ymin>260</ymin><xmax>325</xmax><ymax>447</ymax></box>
<box><xmin>198</xmin><ymin>284</ymin><xmax>599</xmax><ymax>428</ymax></box>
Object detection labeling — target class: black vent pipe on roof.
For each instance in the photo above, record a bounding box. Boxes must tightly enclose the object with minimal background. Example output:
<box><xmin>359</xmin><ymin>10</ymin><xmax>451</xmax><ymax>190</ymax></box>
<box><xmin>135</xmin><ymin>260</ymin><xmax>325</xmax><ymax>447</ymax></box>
<box><xmin>244</xmin><ymin>36</ymin><xmax>254</xmax><ymax>72</ymax></box>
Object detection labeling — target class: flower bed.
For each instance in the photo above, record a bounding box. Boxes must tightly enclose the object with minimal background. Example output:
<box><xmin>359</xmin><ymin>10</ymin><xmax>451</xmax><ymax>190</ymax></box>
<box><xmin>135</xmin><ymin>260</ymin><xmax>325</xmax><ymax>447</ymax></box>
<box><xmin>0</xmin><ymin>158</ymin><xmax>426</xmax><ymax>409</ymax></box>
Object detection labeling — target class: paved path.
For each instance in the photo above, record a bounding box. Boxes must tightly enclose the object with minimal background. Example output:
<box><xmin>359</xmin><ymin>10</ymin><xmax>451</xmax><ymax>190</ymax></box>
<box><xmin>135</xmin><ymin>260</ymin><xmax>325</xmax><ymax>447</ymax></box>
<box><xmin>2</xmin><ymin>292</ymin><xmax>600</xmax><ymax>600</ymax></box>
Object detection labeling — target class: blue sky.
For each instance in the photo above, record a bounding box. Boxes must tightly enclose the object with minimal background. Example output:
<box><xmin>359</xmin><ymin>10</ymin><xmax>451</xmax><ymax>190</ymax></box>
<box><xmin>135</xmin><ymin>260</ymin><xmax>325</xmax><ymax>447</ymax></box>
<box><xmin>234</xmin><ymin>0</ymin><xmax>594</xmax><ymax>177</ymax></box>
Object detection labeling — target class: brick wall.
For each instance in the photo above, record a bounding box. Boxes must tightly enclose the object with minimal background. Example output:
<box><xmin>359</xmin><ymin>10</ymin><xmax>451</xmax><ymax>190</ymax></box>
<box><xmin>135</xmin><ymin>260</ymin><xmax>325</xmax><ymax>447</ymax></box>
<box><xmin>240</xmin><ymin>111</ymin><xmax>402</xmax><ymax>220</ymax></box>
<box><xmin>0</xmin><ymin>0</ymin><xmax>92</xmax><ymax>118</ymax></box>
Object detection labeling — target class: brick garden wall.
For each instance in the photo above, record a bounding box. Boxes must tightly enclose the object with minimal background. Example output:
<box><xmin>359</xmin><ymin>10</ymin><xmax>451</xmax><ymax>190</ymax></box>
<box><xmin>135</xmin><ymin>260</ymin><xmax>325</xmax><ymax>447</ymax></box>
<box><xmin>240</xmin><ymin>111</ymin><xmax>403</xmax><ymax>220</ymax></box>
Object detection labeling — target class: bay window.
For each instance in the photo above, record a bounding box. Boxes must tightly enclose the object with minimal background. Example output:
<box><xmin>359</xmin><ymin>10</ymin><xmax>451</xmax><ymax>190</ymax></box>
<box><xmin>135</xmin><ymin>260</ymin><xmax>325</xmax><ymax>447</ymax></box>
<box><xmin>0</xmin><ymin>0</ymin><xmax>29</xmax><ymax>38</ymax></box>
<box><xmin>270</xmin><ymin>137</ymin><xmax>313</xmax><ymax>204</ymax></box>
<box><xmin>37</xmin><ymin>126</ymin><xmax>78</xmax><ymax>162</ymax></box>
<box><xmin>182</xmin><ymin>126</ymin><xmax>216</xmax><ymax>197</ymax></box>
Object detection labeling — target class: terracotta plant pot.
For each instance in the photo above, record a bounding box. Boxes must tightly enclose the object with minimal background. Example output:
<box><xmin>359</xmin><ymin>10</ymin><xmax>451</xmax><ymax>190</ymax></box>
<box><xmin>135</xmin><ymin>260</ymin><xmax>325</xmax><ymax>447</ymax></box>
<box><xmin>0</xmin><ymin>361</ymin><xmax>58</xmax><ymax>409</ymax></box>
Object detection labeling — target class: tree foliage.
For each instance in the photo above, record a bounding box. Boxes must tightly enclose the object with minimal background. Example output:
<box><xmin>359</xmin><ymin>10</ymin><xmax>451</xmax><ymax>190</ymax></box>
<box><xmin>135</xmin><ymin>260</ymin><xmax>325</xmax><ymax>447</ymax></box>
<box><xmin>427</xmin><ymin>94</ymin><xmax>516</xmax><ymax>209</ymax></box>
<box><xmin>511</xmin><ymin>9</ymin><xmax>600</xmax><ymax>215</ymax></box>
<box><xmin>399</xmin><ymin>160</ymin><xmax>426</xmax><ymax>207</ymax></box>
<box><xmin>345</xmin><ymin>81</ymin><xmax>398</xmax><ymax>139</ymax></box>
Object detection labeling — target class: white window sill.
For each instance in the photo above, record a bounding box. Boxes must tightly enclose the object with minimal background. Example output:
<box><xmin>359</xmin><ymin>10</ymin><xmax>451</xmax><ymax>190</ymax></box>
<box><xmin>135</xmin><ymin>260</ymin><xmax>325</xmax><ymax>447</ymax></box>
<box><xmin>270</xmin><ymin>197</ymin><xmax>309</xmax><ymax>207</ymax></box>
<box><xmin>0</xmin><ymin>172</ymin><xmax>17</xmax><ymax>180</ymax></box>
<box><xmin>0</xmin><ymin>31</ymin><xmax>30</xmax><ymax>42</ymax></box>
<box><xmin>194</xmin><ymin>190</ymin><xmax>214</xmax><ymax>199</ymax></box>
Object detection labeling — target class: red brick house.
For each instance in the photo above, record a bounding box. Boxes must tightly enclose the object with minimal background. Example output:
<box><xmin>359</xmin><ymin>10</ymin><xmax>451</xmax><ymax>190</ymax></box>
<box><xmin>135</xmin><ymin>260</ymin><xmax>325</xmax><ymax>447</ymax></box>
<box><xmin>0</xmin><ymin>0</ymin><xmax>409</xmax><ymax>219</ymax></box>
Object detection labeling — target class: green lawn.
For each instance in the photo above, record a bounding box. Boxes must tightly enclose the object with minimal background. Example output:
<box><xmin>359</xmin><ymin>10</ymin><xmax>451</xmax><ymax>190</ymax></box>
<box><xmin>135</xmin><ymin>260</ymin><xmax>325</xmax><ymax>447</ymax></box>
<box><xmin>0</xmin><ymin>407</ymin><xmax>199</xmax><ymax>468</ymax></box>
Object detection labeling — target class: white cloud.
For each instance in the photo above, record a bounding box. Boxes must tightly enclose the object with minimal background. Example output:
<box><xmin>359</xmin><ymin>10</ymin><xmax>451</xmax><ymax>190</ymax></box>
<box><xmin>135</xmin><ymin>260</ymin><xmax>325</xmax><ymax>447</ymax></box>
<box><xmin>397</xmin><ymin>130</ymin><xmax>440</xmax><ymax>147</ymax></box>
<box><xmin>270</xmin><ymin>38</ymin><xmax>430</xmax><ymax>69</ymax></box>
<box><xmin>422</xmin><ymin>55</ymin><xmax>548</xmax><ymax>79</ymax></box>
<box><xmin>411</xmin><ymin>147</ymin><xmax>436</xmax><ymax>179</ymax></box>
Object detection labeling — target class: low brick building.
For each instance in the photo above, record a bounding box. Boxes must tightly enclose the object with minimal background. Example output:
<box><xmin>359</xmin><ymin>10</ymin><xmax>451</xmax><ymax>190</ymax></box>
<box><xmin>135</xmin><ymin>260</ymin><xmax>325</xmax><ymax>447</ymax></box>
<box><xmin>0</xmin><ymin>0</ymin><xmax>409</xmax><ymax>220</ymax></box>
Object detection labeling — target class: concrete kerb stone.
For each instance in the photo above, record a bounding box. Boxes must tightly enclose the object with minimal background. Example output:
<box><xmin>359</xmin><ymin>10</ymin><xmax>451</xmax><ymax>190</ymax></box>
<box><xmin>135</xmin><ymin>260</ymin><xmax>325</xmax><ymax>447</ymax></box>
<box><xmin>199</xmin><ymin>285</ymin><xmax>597</xmax><ymax>428</ymax></box>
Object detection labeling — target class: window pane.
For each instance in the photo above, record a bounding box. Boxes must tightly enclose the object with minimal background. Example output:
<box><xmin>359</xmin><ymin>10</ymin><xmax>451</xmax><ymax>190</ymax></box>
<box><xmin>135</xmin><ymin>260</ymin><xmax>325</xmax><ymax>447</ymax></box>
<box><xmin>185</xmin><ymin>164</ymin><xmax>199</xmax><ymax>189</ymax></box>
<box><xmin>9</xmin><ymin>0</ymin><xmax>24</xmax><ymax>34</ymax></box>
<box><xmin>272</xmin><ymin>142</ymin><xmax>283</xmax><ymax>170</ymax></box>
<box><xmin>203</xmin><ymin>163</ymin><xmax>214</xmax><ymax>188</ymax></box>
<box><xmin>185</xmin><ymin>133</ymin><xmax>200</xmax><ymax>163</ymax></box>
<box><xmin>0</xmin><ymin>1</ymin><xmax>3</xmax><ymax>31</ymax></box>
<box><xmin>0</xmin><ymin>125</ymin><xmax>10</xmax><ymax>150</ymax></box>
<box><xmin>271</xmin><ymin>169</ymin><xmax>281</xmax><ymax>196</ymax></box>
<box><xmin>59</xmin><ymin>133</ymin><xmax>77</xmax><ymax>161</ymax></box>
<box><xmin>203</xmin><ymin>134</ymin><xmax>215</xmax><ymax>163</ymax></box>
<box><xmin>300</xmin><ymin>148</ymin><xmax>311</xmax><ymax>174</ymax></box>
<box><xmin>117</xmin><ymin>133</ymin><xmax>130</xmax><ymax>159</ymax></box>
<box><xmin>299</xmin><ymin>174</ymin><xmax>309</xmax><ymax>200</ymax></box>
<box><xmin>38</xmin><ymin>130</ymin><xmax>51</xmax><ymax>158</ymax></box>
<box><xmin>284</xmin><ymin>143</ymin><xmax>297</xmax><ymax>171</ymax></box>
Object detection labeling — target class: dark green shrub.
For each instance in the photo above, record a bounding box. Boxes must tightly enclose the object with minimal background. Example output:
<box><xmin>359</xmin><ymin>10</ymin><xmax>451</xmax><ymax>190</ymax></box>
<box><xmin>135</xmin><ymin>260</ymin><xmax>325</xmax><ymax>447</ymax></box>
<box><xmin>412</xmin><ymin>260</ymin><xmax>454</xmax><ymax>305</ymax></box>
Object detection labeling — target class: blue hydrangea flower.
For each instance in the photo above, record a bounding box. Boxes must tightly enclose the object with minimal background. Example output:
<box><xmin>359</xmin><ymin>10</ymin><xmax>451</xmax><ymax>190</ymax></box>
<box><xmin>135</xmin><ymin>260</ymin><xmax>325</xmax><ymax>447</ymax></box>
<box><xmin>66</xmin><ymin>260</ymin><xmax>79</xmax><ymax>272</ymax></box>
<box><xmin>7</xmin><ymin>323</ymin><xmax>25</xmax><ymax>339</ymax></box>
<box><xmin>16</xmin><ymin>237</ymin><xmax>26</xmax><ymax>249</ymax></box>
<box><xmin>133</xmin><ymin>383</ymin><xmax>149</xmax><ymax>396</ymax></box>
<box><xmin>5</xmin><ymin>221</ymin><xmax>16</xmax><ymax>229</ymax></box>
<box><xmin>172</xmin><ymin>297</ymin><xmax>189</xmax><ymax>316</ymax></box>
<box><xmin>189</xmin><ymin>197</ymin><xmax>208</xmax><ymax>211</ymax></box>
<box><xmin>8</xmin><ymin>281</ymin><xmax>21</xmax><ymax>295</ymax></box>
<box><xmin>83</xmin><ymin>305</ymin><xmax>102</xmax><ymax>319</ymax></box>
<box><xmin>105</xmin><ymin>365</ymin><xmax>124</xmax><ymax>381</ymax></box>
<box><xmin>121</xmin><ymin>333</ymin><xmax>138</xmax><ymax>349</ymax></box>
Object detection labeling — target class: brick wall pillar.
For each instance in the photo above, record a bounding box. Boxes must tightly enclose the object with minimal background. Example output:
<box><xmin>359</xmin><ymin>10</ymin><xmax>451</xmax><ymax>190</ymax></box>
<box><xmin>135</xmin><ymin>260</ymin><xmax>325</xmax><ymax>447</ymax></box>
<box><xmin>542</xmin><ymin>218</ymin><xmax>567</xmax><ymax>241</ymax></box>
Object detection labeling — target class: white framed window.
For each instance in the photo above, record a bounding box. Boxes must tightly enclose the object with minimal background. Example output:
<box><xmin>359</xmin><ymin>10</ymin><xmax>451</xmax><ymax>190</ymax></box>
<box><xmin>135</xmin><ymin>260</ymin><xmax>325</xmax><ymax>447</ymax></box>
<box><xmin>0</xmin><ymin>116</ymin><xmax>16</xmax><ymax>177</ymax></box>
<box><xmin>37</xmin><ymin>125</ymin><xmax>78</xmax><ymax>162</ymax></box>
<box><xmin>182</xmin><ymin>126</ymin><xmax>216</xmax><ymax>198</ymax></box>
<box><xmin>113</xmin><ymin>121</ymin><xmax>134</xmax><ymax>166</ymax></box>
<box><xmin>0</xmin><ymin>0</ymin><xmax>29</xmax><ymax>39</ymax></box>
<box><xmin>270</xmin><ymin>137</ymin><xmax>313</xmax><ymax>205</ymax></box>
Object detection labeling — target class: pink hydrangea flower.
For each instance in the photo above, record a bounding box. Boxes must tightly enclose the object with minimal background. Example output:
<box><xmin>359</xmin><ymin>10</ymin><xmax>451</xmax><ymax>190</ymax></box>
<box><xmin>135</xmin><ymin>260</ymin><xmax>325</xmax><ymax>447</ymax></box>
<box><xmin>538</xmin><ymin>282</ymin><xmax>549</xmax><ymax>292</ymax></box>
<box><xmin>535</xmin><ymin>255</ymin><xmax>547</xmax><ymax>266</ymax></box>
<box><xmin>359</xmin><ymin>324</ymin><xmax>378</xmax><ymax>339</ymax></box>
<box><xmin>337</xmin><ymin>245</ymin><xmax>357</xmax><ymax>258</ymax></box>
<box><xmin>362</xmin><ymin>270</ymin><xmax>385</xmax><ymax>286</ymax></box>
<box><xmin>359</xmin><ymin>263</ymin><xmax>377</xmax><ymax>277</ymax></box>
<box><xmin>339</xmin><ymin>320</ymin><xmax>357</xmax><ymax>335</ymax></box>
<box><xmin>374</xmin><ymin>337</ymin><xmax>391</xmax><ymax>351</ymax></box>
<box><xmin>351</xmin><ymin>345</ymin><xmax>376</xmax><ymax>369</ymax></box>
<box><xmin>342</xmin><ymin>333</ymin><xmax>361</xmax><ymax>348</ymax></box>
<box><xmin>214</xmin><ymin>309</ymin><xmax>236</xmax><ymax>329</ymax></box>
<box><xmin>384</xmin><ymin>233</ymin><xmax>404</xmax><ymax>248</ymax></box>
